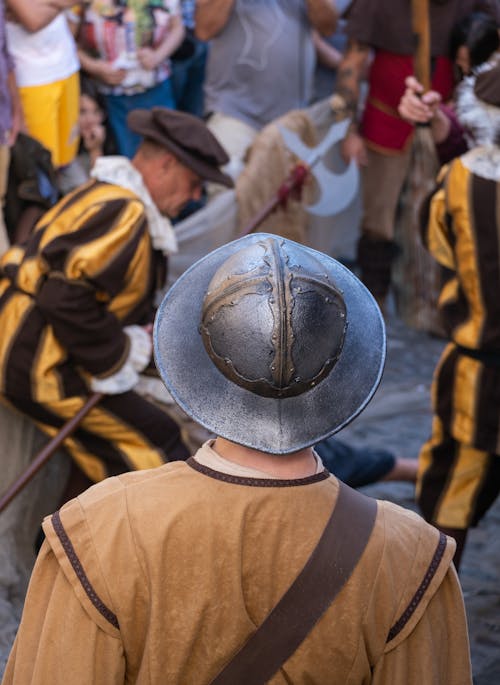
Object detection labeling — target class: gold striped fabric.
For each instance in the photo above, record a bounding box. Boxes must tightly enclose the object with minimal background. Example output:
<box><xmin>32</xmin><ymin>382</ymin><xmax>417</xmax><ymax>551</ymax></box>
<box><xmin>417</xmin><ymin>157</ymin><xmax>500</xmax><ymax>527</ymax></box>
<box><xmin>0</xmin><ymin>180</ymin><xmax>154</xmax><ymax>402</ymax></box>
<box><xmin>0</xmin><ymin>180</ymin><xmax>185</xmax><ymax>481</ymax></box>
<box><xmin>421</xmin><ymin>159</ymin><xmax>500</xmax><ymax>454</ymax></box>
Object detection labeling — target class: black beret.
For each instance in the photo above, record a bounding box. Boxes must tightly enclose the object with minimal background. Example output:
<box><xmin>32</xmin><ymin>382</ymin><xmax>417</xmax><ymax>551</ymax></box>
<box><xmin>127</xmin><ymin>107</ymin><xmax>234</xmax><ymax>188</ymax></box>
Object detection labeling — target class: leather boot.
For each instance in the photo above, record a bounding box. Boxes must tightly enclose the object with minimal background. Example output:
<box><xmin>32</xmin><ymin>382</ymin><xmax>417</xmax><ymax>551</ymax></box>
<box><xmin>357</xmin><ymin>234</ymin><xmax>398</xmax><ymax>308</ymax></box>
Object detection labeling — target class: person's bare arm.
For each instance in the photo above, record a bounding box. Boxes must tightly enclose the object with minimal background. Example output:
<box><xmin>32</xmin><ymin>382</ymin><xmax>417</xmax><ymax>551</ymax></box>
<box><xmin>138</xmin><ymin>14</ymin><xmax>185</xmax><ymax>70</ymax></box>
<box><xmin>312</xmin><ymin>30</ymin><xmax>342</xmax><ymax>70</ymax></box>
<box><xmin>7</xmin><ymin>0</ymin><xmax>76</xmax><ymax>32</ymax></box>
<box><xmin>398</xmin><ymin>76</ymin><xmax>451</xmax><ymax>144</ymax></box>
<box><xmin>334</xmin><ymin>39</ymin><xmax>370</xmax><ymax>119</ymax></box>
<box><xmin>332</xmin><ymin>39</ymin><xmax>371</xmax><ymax>164</ymax></box>
<box><xmin>305</xmin><ymin>0</ymin><xmax>337</xmax><ymax>37</ymax></box>
<box><xmin>77</xmin><ymin>49</ymin><xmax>127</xmax><ymax>88</ymax></box>
<box><xmin>195</xmin><ymin>0</ymin><xmax>235</xmax><ymax>41</ymax></box>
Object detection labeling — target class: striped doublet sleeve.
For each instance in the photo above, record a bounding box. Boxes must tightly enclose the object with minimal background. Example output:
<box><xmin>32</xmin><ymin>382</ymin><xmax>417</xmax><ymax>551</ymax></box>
<box><xmin>32</xmin><ymin>181</ymin><xmax>151</xmax><ymax>376</ymax></box>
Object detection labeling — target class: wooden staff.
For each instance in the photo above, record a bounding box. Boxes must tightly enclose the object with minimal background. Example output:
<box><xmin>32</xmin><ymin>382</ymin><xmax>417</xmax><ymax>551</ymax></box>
<box><xmin>394</xmin><ymin>0</ymin><xmax>443</xmax><ymax>334</ymax></box>
<box><xmin>412</xmin><ymin>0</ymin><xmax>431</xmax><ymax>90</ymax></box>
<box><xmin>0</xmin><ymin>392</ymin><xmax>103</xmax><ymax>514</ymax></box>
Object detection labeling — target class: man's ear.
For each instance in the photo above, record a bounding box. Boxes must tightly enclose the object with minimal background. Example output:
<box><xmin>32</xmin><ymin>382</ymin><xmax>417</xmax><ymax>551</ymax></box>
<box><xmin>160</xmin><ymin>151</ymin><xmax>175</xmax><ymax>171</ymax></box>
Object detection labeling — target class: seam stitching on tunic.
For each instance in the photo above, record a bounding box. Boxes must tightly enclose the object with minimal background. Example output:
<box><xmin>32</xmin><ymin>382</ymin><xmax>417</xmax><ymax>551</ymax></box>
<box><xmin>186</xmin><ymin>457</ymin><xmax>330</xmax><ymax>487</ymax></box>
<box><xmin>386</xmin><ymin>532</ymin><xmax>447</xmax><ymax>642</ymax></box>
<box><xmin>52</xmin><ymin>509</ymin><xmax>120</xmax><ymax>629</ymax></box>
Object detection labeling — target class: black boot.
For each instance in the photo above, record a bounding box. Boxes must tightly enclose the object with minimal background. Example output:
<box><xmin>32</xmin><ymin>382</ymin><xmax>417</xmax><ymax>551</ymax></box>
<box><xmin>356</xmin><ymin>234</ymin><xmax>398</xmax><ymax>307</ymax></box>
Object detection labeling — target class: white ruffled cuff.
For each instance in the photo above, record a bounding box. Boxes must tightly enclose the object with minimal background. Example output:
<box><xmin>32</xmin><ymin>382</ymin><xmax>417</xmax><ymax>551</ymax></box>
<box><xmin>123</xmin><ymin>325</ymin><xmax>152</xmax><ymax>372</ymax></box>
<box><xmin>89</xmin><ymin>326</ymin><xmax>152</xmax><ymax>394</ymax></box>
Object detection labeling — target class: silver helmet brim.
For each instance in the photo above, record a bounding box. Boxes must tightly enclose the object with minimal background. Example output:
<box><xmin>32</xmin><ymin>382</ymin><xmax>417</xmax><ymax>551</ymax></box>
<box><xmin>154</xmin><ymin>233</ymin><xmax>386</xmax><ymax>454</ymax></box>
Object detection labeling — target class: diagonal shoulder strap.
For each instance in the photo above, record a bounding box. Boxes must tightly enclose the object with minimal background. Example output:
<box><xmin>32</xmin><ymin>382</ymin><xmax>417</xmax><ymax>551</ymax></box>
<box><xmin>209</xmin><ymin>481</ymin><xmax>378</xmax><ymax>685</ymax></box>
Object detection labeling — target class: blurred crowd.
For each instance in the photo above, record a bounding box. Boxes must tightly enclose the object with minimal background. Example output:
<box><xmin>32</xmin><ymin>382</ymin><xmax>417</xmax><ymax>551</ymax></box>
<box><xmin>0</xmin><ymin>1</ymin><xmax>498</xmax><ymax>261</ymax></box>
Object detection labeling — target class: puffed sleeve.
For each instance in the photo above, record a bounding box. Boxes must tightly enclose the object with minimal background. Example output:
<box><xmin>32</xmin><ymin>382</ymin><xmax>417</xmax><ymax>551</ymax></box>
<box><xmin>2</xmin><ymin>542</ymin><xmax>125</xmax><ymax>685</ymax></box>
<box><xmin>371</xmin><ymin>565</ymin><xmax>472</xmax><ymax>685</ymax></box>
<box><xmin>33</xmin><ymin>186</ymin><xmax>153</xmax><ymax>378</ymax></box>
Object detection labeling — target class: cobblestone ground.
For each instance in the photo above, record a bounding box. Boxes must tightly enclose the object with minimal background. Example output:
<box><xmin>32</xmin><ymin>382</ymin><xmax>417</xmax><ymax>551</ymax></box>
<box><xmin>1</xmin><ymin>313</ymin><xmax>499</xmax><ymax>681</ymax></box>
<box><xmin>342</xmin><ymin>313</ymin><xmax>500</xmax><ymax>685</ymax></box>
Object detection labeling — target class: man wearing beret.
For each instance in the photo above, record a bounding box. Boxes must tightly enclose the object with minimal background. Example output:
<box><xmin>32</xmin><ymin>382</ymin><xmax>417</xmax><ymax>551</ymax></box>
<box><xmin>3</xmin><ymin>234</ymin><xmax>471</xmax><ymax>683</ymax></box>
<box><xmin>0</xmin><ymin>107</ymin><xmax>232</xmax><ymax>496</ymax></box>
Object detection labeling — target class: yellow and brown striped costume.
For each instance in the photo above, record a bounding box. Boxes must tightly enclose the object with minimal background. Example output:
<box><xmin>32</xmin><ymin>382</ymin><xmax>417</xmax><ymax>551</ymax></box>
<box><xmin>417</xmin><ymin>157</ymin><xmax>500</xmax><ymax>529</ymax></box>
<box><xmin>0</xmin><ymin>180</ymin><xmax>187</xmax><ymax>483</ymax></box>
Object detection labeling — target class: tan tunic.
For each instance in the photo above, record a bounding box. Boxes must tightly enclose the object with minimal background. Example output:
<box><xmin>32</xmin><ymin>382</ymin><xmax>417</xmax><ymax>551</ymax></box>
<box><xmin>3</xmin><ymin>443</ymin><xmax>472</xmax><ymax>684</ymax></box>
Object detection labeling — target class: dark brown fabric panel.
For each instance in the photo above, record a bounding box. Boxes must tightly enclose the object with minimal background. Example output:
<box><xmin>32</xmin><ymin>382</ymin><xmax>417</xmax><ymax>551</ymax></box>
<box><xmin>40</xmin><ymin>198</ymin><xmax>132</xmax><ymax>274</ymax></box>
<box><xmin>419</xmin><ymin>188</ymin><xmax>437</xmax><ymax>249</ymax></box>
<box><xmin>435</xmin><ymin>346</ymin><xmax>459</xmax><ymax>429</ymax></box>
<box><xmin>468</xmin><ymin>453</ymin><xmax>500</xmax><ymax>526</ymax></box>
<box><xmin>0</xmin><ymin>282</ymin><xmax>14</xmax><ymax>311</ymax></box>
<box><xmin>209</xmin><ymin>483</ymin><xmax>377</xmax><ymax>685</ymax></box>
<box><xmin>472</xmin><ymin>363</ymin><xmax>500</xmax><ymax>451</ymax></box>
<box><xmin>471</xmin><ymin>174</ymin><xmax>500</xmax><ymax>346</ymax></box>
<box><xmin>58</xmin><ymin>358</ymin><xmax>90</xmax><ymax>399</ymax></box>
<box><xmin>101</xmin><ymin>391</ymin><xmax>189</xmax><ymax>462</ymax></box>
<box><xmin>345</xmin><ymin>0</ymin><xmax>478</xmax><ymax>56</ymax></box>
<box><xmin>417</xmin><ymin>432</ymin><xmax>460</xmax><ymax>524</ymax></box>
<box><xmin>22</xmin><ymin>223</ymin><xmax>45</xmax><ymax>260</ymax></box>
<box><xmin>51</xmin><ymin>510</ymin><xmax>119</xmax><ymax>629</ymax></box>
<box><xmin>35</xmin><ymin>277</ymin><xmax>129</xmax><ymax>376</ymax></box>
<box><xmin>386</xmin><ymin>532</ymin><xmax>447</xmax><ymax>642</ymax></box>
<box><xmin>90</xmin><ymin>214</ymin><xmax>147</xmax><ymax>297</ymax></box>
<box><xmin>122</xmin><ymin>250</ymin><xmax>166</xmax><ymax>327</ymax></box>
<box><xmin>4</xmin><ymin>306</ymin><xmax>46</xmax><ymax>400</ymax></box>
<box><xmin>441</xmin><ymin>281</ymin><xmax>470</xmax><ymax>338</ymax></box>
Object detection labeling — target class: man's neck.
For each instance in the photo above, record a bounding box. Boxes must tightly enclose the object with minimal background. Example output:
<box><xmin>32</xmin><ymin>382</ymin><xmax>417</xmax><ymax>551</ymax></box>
<box><xmin>213</xmin><ymin>437</ymin><xmax>318</xmax><ymax>479</ymax></box>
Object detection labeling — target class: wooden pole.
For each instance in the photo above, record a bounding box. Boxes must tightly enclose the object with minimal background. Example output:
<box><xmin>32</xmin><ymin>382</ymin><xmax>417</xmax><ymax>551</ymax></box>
<box><xmin>0</xmin><ymin>392</ymin><xmax>103</xmax><ymax>514</ymax></box>
<box><xmin>412</xmin><ymin>0</ymin><xmax>431</xmax><ymax>89</ymax></box>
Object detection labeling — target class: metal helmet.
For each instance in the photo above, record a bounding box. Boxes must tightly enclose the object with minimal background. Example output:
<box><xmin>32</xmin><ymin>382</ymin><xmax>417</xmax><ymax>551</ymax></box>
<box><xmin>154</xmin><ymin>234</ymin><xmax>386</xmax><ymax>454</ymax></box>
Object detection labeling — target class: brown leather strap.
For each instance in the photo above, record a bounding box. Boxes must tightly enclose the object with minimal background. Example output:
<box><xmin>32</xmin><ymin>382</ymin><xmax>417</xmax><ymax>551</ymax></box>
<box><xmin>209</xmin><ymin>481</ymin><xmax>377</xmax><ymax>685</ymax></box>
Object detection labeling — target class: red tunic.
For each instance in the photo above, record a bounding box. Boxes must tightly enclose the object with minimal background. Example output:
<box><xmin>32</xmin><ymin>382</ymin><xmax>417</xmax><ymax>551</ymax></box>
<box><xmin>361</xmin><ymin>51</ymin><xmax>455</xmax><ymax>153</ymax></box>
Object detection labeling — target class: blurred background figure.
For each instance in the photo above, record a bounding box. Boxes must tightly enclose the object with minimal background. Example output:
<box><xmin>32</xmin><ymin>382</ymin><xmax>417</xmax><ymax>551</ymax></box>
<box><xmin>333</xmin><ymin>0</ymin><xmax>498</xmax><ymax>314</ymax></box>
<box><xmin>312</xmin><ymin>0</ymin><xmax>352</xmax><ymax>102</ymax></box>
<box><xmin>0</xmin><ymin>0</ymin><xmax>22</xmax><ymax>256</ymax></box>
<box><xmin>416</xmin><ymin>56</ymin><xmax>500</xmax><ymax>570</ymax></box>
<box><xmin>170</xmin><ymin>0</ymin><xmax>208</xmax><ymax>117</ymax></box>
<box><xmin>68</xmin><ymin>74</ymin><xmax>117</xmax><ymax>186</ymax></box>
<box><xmin>5</xmin><ymin>5</ymin><xmax>80</xmax><ymax>194</ymax></box>
<box><xmin>69</xmin><ymin>0</ymin><xmax>184</xmax><ymax>158</ymax></box>
<box><xmin>195</xmin><ymin>0</ymin><xmax>337</xmax><ymax>185</ymax></box>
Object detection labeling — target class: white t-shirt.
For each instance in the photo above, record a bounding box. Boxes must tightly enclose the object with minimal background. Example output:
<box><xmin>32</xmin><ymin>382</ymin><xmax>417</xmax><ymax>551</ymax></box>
<box><xmin>6</xmin><ymin>14</ymin><xmax>79</xmax><ymax>88</ymax></box>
